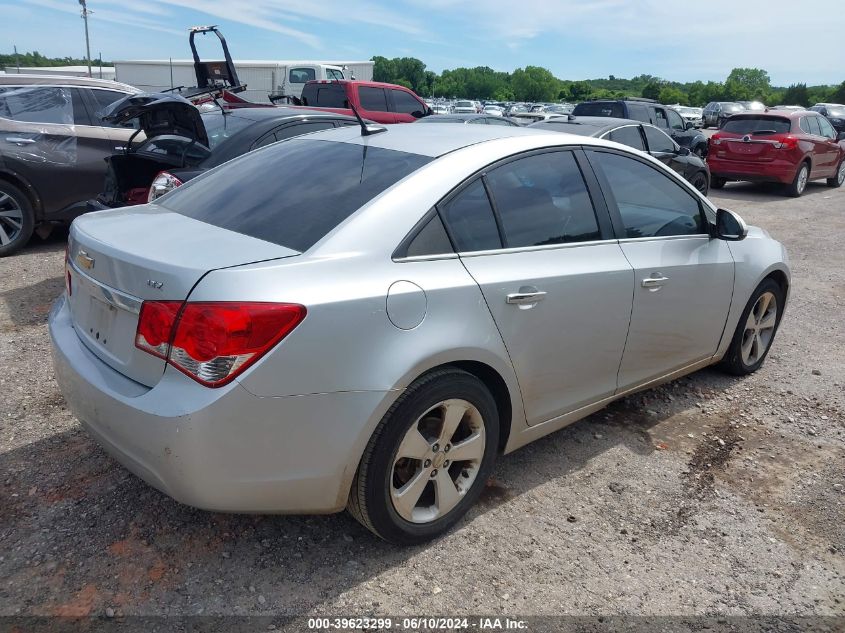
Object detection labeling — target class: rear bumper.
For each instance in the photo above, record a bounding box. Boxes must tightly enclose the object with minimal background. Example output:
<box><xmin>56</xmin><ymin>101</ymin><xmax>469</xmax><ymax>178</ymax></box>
<box><xmin>707</xmin><ymin>157</ymin><xmax>797</xmax><ymax>184</ymax></box>
<box><xmin>49</xmin><ymin>294</ymin><xmax>391</xmax><ymax>514</ymax></box>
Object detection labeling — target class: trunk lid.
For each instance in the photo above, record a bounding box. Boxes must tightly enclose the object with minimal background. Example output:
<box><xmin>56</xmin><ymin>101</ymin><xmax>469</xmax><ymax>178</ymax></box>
<box><xmin>100</xmin><ymin>92</ymin><xmax>210</xmax><ymax>148</ymax></box>
<box><xmin>712</xmin><ymin>115</ymin><xmax>793</xmax><ymax>163</ymax></box>
<box><xmin>67</xmin><ymin>205</ymin><xmax>299</xmax><ymax>387</ymax></box>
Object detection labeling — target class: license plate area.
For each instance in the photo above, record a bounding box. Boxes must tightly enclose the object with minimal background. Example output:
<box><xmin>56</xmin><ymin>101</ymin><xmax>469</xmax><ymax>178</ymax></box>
<box><xmin>85</xmin><ymin>296</ymin><xmax>117</xmax><ymax>347</ymax></box>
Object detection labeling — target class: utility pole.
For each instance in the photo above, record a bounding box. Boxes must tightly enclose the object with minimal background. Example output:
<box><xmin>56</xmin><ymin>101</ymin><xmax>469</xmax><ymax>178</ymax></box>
<box><xmin>14</xmin><ymin>44</ymin><xmax>20</xmax><ymax>73</ymax></box>
<box><xmin>79</xmin><ymin>0</ymin><xmax>92</xmax><ymax>78</ymax></box>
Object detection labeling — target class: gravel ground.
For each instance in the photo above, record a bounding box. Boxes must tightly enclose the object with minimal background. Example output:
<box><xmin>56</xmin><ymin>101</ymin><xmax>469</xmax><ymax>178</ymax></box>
<box><xmin>0</xmin><ymin>179</ymin><xmax>843</xmax><ymax>625</ymax></box>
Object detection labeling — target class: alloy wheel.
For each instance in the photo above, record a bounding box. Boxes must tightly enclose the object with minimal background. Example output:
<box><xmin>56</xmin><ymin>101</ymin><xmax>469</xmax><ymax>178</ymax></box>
<box><xmin>391</xmin><ymin>398</ymin><xmax>486</xmax><ymax>524</ymax></box>
<box><xmin>0</xmin><ymin>192</ymin><xmax>24</xmax><ymax>247</ymax></box>
<box><xmin>740</xmin><ymin>291</ymin><xmax>778</xmax><ymax>366</ymax></box>
<box><xmin>796</xmin><ymin>165</ymin><xmax>808</xmax><ymax>194</ymax></box>
<box><xmin>838</xmin><ymin>161</ymin><xmax>845</xmax><ymax>185</ymax></box>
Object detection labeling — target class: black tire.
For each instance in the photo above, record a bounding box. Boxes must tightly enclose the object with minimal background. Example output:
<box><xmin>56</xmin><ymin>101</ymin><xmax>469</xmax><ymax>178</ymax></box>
<box><xmin>348</xmin><ymin>368</ymin><xmax>499</xmax><ymax>545</ymax></box>
<box><xmin>719</xmin><ymin>278</ymin><xmax>785</xmax><ymax>376</ymax></box>
<box><xmin>0</xmin><ymin>181</ymin><xmax>35</xmax><ymax>257</ymax></box>
<box><xmin>690</xmin><ymin>171</ymin><xmax>709</xmax><ymax>196</ymax></box>
<box><xmin>785</xmin><ymin>161</ymin><xmax>810</xmax><ymax>197</ymax></box>
<box><xmin>827</xmin><ymin>159</ymin><xmax>844</xmax><ymax>188</ymax></box>
<box><xmin>710</xmin><ymin>176</ymin><xmax>726</xmax><ymax>189</ymax></box>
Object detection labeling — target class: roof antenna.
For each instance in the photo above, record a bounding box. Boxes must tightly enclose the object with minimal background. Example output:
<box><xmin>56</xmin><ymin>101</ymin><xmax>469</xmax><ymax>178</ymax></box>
<box><xmin>349</xmin><ymin>102</ymin><xmax>387</xmax><ymax>136</ymax></box>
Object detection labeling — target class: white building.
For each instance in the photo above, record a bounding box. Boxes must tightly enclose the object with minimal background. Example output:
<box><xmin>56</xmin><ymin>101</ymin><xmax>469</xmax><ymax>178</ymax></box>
<box><xmin>3</xmin><ymin>65</ymin><xmax>116</xmax><ymax>80</ymax></box>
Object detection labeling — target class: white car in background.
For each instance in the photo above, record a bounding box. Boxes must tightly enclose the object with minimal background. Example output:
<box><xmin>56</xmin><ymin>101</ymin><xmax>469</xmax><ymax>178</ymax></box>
<box><xmin>671</xmin><ymin>105</ymin><xmax>704</xmax><ymax>128</ymax></box>
<box><xmin>483</xmin><ymin>105</ymin><xmax>504</xmax><ymax>117</ymax></box>
<box><xmin>453</xmin><ymin>100</ymin><xmax>476</xmax><ymax>114</ymax></box>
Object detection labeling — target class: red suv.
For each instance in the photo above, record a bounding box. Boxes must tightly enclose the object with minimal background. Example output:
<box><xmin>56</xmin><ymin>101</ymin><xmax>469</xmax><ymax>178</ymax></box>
<box><xmin>708</xmin><ymin>110</ymin><xmax>845</xmax><ymax>196</ymax></box>
<box><xmin>298</xmin><ymin>80</ymin><xmax>431</xmax><ymax>124</ymax></box>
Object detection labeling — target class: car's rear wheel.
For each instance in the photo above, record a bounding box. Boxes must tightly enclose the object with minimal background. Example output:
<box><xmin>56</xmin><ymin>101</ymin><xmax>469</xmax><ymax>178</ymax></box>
<box><xmin>786</xmin><ymin>162</ymin><xmax>809</xmax><ymax>197</ymax></box>
<box><xmin>348</xmin><ymin>368</ymin><xmax>499</xmax><ymax>544</ymax></box>
<box><xmin>827</xmin><ymin>159</ymin><xmax>845</xmax><ymax>188</ymax></box>
<box><xmin>710</xmin><ymin>176</ymin><xmax>726</xmax><ymax>189</ymax></box>
<box><xmin>719</xmin><ymin>278</ymin><xmax>784</xmax><ymax>376</ymax></box>
<box><xmin>690</xmin><ymin>171</ymin><xmax>709</xmax><ymax>195</ymax></box>
<box><xmin>0</xmin><ymin>181</ymin><xmax>35</xmax><ymax>257</ymax></box>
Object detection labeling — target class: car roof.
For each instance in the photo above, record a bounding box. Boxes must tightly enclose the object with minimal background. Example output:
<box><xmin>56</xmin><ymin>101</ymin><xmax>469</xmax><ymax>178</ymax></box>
<box><xmin>300</xmin><ymin>121</ymin><xmax>560</xmax><ymax>157</ymax></box>
<box><xmin>0</xmin><ymin>73</ymin><xmax>138</xmax><ymax>92</ymax></box>
<box><xmin>530</xmin><ymin>116</ymin><xmax>645</xmax><ymax>134</ymax></box>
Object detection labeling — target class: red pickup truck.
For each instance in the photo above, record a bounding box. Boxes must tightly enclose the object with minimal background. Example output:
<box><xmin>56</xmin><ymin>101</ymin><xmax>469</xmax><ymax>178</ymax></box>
<box><xmin>298</xmin><ymin>80</ymin><xmax>432</xmax><ymax>124</ymax></box>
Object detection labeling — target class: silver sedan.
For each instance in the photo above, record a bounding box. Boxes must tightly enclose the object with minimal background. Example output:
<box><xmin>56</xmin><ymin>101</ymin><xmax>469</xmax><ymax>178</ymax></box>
<box><xmin>50</xmin><ymin>123</ymin><xmax>790</xmax><ymax>544</ymax></box>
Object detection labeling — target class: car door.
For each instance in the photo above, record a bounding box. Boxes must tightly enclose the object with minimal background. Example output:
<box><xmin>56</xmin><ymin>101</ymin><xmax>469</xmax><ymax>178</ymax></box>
<box><xmin>585</xmin><ymin>148</ymin><xmax>734</xmax><ymax>389</ymax></box>
<box><xmin>815</xmin><ymin>115</ymin><xmax>840</xmax><ymax>175</ymax></box>
<box><xmin>802</xmin><ymin>115</ymin><xmax>830</xmax><ymax>178</ymax></box>
<box><xmin>357</xmin><ymin>86</ymin><xmax>396</xmax><ymax>124</ymax></box>
<box><xmin>438</xmin><ymin>149</ymin><xmax>634</xmax><ymax>425</ymax></box>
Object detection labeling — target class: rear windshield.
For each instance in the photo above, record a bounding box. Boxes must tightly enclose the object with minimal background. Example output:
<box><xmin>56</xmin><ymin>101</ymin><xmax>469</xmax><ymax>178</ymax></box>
<box><xmin>722</xmin><ymin>103</ymin><xmax>744</xmax><ymax>112</ymax></box>
<box><xmin>722</xmin><ymin>117</ymin><xmax>791</xmax><ymax>134</ymax></box>
<box><xmin>158</xmin><ymin>139</ymin><xmax>432</xmax><ymax>251</ymax></box>
<box><xmin>571</xmin><ymin>102</ymin><xmax>625</xmax><ymax>118</ymax></box>
<box><xmin>200</xmin><ymin>112</ymin><xmax>254</xmax><ymax>148</ymax></box>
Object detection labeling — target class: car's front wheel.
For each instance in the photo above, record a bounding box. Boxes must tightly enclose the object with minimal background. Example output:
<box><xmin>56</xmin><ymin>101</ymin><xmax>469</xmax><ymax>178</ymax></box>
<box><xmin>710</xmin><ymin>176</ymin><xmax>726</xmax><ymax>189</ymax></box>
<box><xmin>690</xmin><ymin>171</ymin><xmax>709</xmax><ymax>196</ymax></box>
<box><xmin>0</xmin><ymin>181</ymin><xmax>35</xmax><ymax>257</ymax></box>
<box><xmin>719</xmin><ymin>278</ymin><xmax>785</xmax><ymax>376</ymax></box>
<box><xmin>348</xmin><ymin>368</ymin><xmax>499</xmax><ymax>544</ymax></box>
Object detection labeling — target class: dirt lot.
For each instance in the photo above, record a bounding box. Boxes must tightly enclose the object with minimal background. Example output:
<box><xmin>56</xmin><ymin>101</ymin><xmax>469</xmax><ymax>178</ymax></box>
<box><xmin>0</xmin><ymin>179</ymin><xmax>843</xmax><ymax>626</ymax></box>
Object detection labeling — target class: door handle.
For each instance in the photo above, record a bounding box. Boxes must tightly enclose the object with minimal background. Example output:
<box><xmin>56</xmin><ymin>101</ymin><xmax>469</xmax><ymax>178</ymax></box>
<box><xmin>642</xmin><ymin>275</ymin><xmax>669</xmax><ymax>288</ymax></box>
<box><xmin>506</xmin><ymin>291</ymin><xmax>547</xmax><ymax>305</ymax></box>
<box><xmin>5</xmin><ymin>137</ymin><xmax>36</xmax><ymax>145</ymax></box>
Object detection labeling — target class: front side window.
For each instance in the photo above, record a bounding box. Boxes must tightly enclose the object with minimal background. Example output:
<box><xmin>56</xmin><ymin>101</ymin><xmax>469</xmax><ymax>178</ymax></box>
<box><xmin>289</xmin><ymin>67</ymin><xmax>317</xmax><ymax>83</ymax></box>
<box><xmin>643</xmin><ymin>126</ymin><xmax>676</xmax><ymax>153</ymax></box>
<box><xmin>653</xmin><ymin>108</ymin><xmax>668</xmax><ymax>128</ymax></box>
<box><xmin>160</xmin><ymin>139</ymin><xmax>431</xmax><ymax>252</ymax></box>
<box><xmin>806</xmin><ymin>116</ymin><xmax>821</xmax><ymax>136</ymax></box>
<box><xmin>358</xmin><ymin>87</ymin><xmax>388</xmax><ymax>112</ymax></box>
<box><xmin>438</xmin><ymin>179</ymin><xmax>501</xmax><ymax>252</ymax></box>
<box><xmin>391</xmin><ymin>90</ymin><xmax>424</xmax><ymax>116</ymax></box>
<box><xmin>0</xmin><ymin>85</ymin><xmax>84</xmax><ymax>125</ymax></box>
<box><xmin>485</xmin><ymin>151</ymin><xmax>601</xmax><ymax>247</ymax></box>
<box><xmin>817</xmin><ymin>116</ymin><xmax>836</xmax><ymax>139</ymax></box>
<box><xmin>589</xmin><ymin>150</ymin><xmax>705</xmax><ymax>239</ymax></box>
<box><xmin>606</xmin><ymin>125</ymin><xmax>645</xmax><ymax>151</ymax></box>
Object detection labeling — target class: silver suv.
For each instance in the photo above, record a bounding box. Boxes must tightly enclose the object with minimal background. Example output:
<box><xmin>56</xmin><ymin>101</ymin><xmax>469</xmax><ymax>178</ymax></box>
<box><xmin>0</xmin><ymin>74</ymin><xmax>139</xmax><ymax>255</ymax></box>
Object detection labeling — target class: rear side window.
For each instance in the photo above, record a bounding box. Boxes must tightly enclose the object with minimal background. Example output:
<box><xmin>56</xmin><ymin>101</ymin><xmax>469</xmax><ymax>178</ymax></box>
<box><xmin>289</xmin><ymin>68</ymin><xmax>316</xmax><ymax>83</ymax></box>
<box><xmin>402</xmin><ymin>213</ymin><xmax>453</xmax><ymax>257</ymax></box>
<box><xmin>589</xmin><ymin>151</ymin><xmax>704</xmax><ymax>239</ymax></box>
<box><xmin>572</xmin><ymin>102</ymin><xmax>624</xmax><ymax>118</ymax></box>
<box><xmin>0</xmin><ymin>85</ymin><xmax>87</xmax><ymax>125</ymax></box>
<box><xmin>626</xmin><ymin>104</ymin><xmax>650</xmax><ymax>122</ymax></box>
<box><xmin>358</xmin><ymin>87</ymin><xmax>388</xmax><ymax>112</ymax></box>
<box><xmin>89</xmin><ymin>89</ymin><xmax>130</xmax><ymax>124</ymax></box>
<box><xmin>391</xmin><ymin>90</ymin><xmax>424</xmax><ymax>116</ymax></box>
<box><xmin>485</xmin><ymin>151</ymin><xmax>600</xmax><ymax>247</ymax></box>
<box><xmin>723</xmin><ymin>117</ymin><xmax>791</xmax><ymax>135</ymax></box>
<box><xmin>607</xmin><ymin>125</ymin><xmax>645</xmax><ymax>151</ymax></box>
<box><xmin>438</xmin><ymin>179</ymin><xmax>501</xmax><ymax>252</ymax></box>
<box><xmin>643</xmin><ymin>126</ymin><xmax>675</xmax><ymax>153</ymax></box>
<box><xmin>653</xmin><ymin>108</ymin><xmax>668</xmax><ymax>128</ymax></box>
<box><xmin>301</xmin><ymin>84</ymin><xmax>347</xmax><ymax>108</ymax></box>
<box><xmin>160</xmin><ymin>139</ymin><xmax>431</xmax><ymax>252</ymax></box>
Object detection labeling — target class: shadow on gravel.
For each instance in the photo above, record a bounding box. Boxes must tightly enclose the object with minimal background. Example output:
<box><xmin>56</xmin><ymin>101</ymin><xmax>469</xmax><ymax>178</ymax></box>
<box><xmin>709</xmin><ymin>181</ymin><xmax>833</xmax><ymax>204</ymax></box>
<box><xmin>0</xmin><ymin>276</ymin><xmax>64</xmax><ymax>328</ymax></box>
<box><xmin>0</xmin><ymin>368</ymin><xmax>744</xmax><ymax>616</ymax></box>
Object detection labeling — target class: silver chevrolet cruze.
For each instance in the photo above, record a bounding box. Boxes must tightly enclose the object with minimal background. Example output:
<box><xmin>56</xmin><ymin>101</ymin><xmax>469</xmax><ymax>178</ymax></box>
<box><xmin>50</xmin><ymin>123</ymin><xmax>790</xmax><ymax>544</ymax></box>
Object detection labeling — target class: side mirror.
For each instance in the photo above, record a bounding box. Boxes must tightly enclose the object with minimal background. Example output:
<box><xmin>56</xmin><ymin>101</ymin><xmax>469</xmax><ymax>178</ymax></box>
<box><xmin>411</xmin><ymin>110</ymin><xmax>425</xmax><ymax>119</ymax></box>
<box><xmin>838</xmin><ymin>131</ymin><xmax>845</xmax><ymax>141</ymax></box>
<box><xmin>676</xmin><ymin>146</ymin><xmax>691</xmax><ymax>156</ymax></box>
<box><xmin>685</xmin><ymin>121</ymin><xmax>694</xmax><ymax>130</ymax></box>
<box><xmin>715</xmin><ymin>208</ymin><xmax>748</xmax><ymax>241</ymax></box>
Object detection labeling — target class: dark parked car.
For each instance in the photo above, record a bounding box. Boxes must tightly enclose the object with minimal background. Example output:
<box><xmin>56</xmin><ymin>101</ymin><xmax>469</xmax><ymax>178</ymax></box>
<box><xmin>708</xmin><ymin>111</ymin><xmax>845</xmax><ymax>196</ymax></box>
<box><xmin>572</xmin><ymin>98</ymin><xmax>707</xmax><ymax>156</ymax></box>
<box><xmin>416</xmin><ymin>113</ymin><xmax>519</xmax><ymax>126</ymax></box>
<box><xmin>702</xmin><ymin>102</ymin><xmax>745</xmax><ymax>128</ymax></box>
<box><xmin>94</xmin><ymin>94</ymin><xmax>359</xmax><ymax>207</ymax></box>
<box><xmin>809</xmin><ymin>103</ymin><xmax>845</xmax><ymax>134</ymax></box>
<box><xmin>0</xmin><ymin>75</ymin><xmax>139</xmax><ymax>255</ymax></box>
<box><xmin>530</xmin><ymin>116</ymin><xmax>711</xmax><ymax>194</ymax></box>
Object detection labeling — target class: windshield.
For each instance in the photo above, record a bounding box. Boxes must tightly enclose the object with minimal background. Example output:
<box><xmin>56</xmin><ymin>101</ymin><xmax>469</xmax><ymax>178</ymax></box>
<box><xmin>827</xmin><ymin>107</ymin><xmax>845</xmax><ymax>117</ymax></box>
<box><xmin>722</xmin><ymin>116</ymin><xmax>791</xmax><ymax>134</ymax></box>
<box><xmin>159</xmin><ymin>139</ymin><xmax>432</xmax><ymax>252</ymax></box>
<box><xmin>200</xmin><ymin>112</ymin><xmax>254</xmax><ymax>148</ymax></box>
<box><xmin>455</xmin><ymin>101</ymin><xmax>473</xmax><ymax>108</ymax></box>
<box><xmin>723</xmin><ymin>103</ymin><xmax>744</xmax><ymax>112</ymax></box>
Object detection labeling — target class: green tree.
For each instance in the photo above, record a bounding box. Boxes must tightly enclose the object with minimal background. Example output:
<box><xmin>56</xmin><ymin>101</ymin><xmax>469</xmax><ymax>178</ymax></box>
<box><xmin>659</xmin><ymin>86</ymin><xmax>687</xmax><ymax>105</ymax></box>
<box><xmin>567</xmin><ymin>81</ymin><xmax>592</xmax><ymax>101</ymax></box>
<box><xmin>781</xmin><ymin>83</ymin><xmax>810</xmax><ymax>107</ymax></box>
<box><xmin>511</xmin><ymin>66</ymin><xmax>558</xmax><ymax>102</ymax></box>
<box><xmin>726</xmin><ymin>67</ymin><xmax>771</xmax><ymax>100</ymax></box>
<box><xmin>830</xmin><ymin>81</ymin><xmax>845</xmax><ymax>104</ymax></box>
<box><xmin>641</xmin><ymin>81</ymin><xmax>662</xmax><ymax>100</ymax></box>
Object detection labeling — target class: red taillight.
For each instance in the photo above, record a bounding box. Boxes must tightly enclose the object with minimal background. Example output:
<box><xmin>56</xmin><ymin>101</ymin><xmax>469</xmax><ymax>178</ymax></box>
<box><xmin>134</xmin><ymin>301</ymin><xmax>306</xmax><ymax>387</ymax></box>
<box><xmin>774</xmin><ymin>136</ymin><xmax>798</xmax><ymax>150</ymax></box>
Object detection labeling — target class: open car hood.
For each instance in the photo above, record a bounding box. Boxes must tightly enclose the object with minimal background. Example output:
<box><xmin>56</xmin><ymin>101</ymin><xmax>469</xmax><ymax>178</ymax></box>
<box><xmin>101</xmin><ymin>93</ymin><xmax>209</xmax><ymax>147</ymax></box>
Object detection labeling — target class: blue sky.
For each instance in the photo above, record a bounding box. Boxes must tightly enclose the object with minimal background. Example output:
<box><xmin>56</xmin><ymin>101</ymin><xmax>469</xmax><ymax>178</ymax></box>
<box><xmin>4</xmin><ymin>0</ymin><xmax>844</xmax><ymax>86</ymax></box>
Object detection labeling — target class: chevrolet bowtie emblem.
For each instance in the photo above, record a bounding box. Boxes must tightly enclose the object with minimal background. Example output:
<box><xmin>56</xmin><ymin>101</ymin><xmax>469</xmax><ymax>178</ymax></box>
<box><xmin>76</xmin><ymin>250</ymin><xmax>95</xmax><ymax>270</ymax></box>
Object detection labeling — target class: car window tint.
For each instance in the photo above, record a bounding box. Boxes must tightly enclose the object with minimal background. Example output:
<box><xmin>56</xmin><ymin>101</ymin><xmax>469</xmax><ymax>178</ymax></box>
<box><xmin>274</xmin><ymin>121</ymin><xmax>336</xmax><ymax>140</ymax></box>
<box><xmin>403</xmin><ymin>213</ymin><xmax>454</xmax><ymax>257</ymax></box>
<box><xmin>487</xmin><ymin>118</ymin><xmax>517</xmax><ymax>126</ymax></box>
<box><xmin>0</xmin><ymin>85</ymin><xmax>79</xmax><ymax>125</ymax></box>
<box><xmin>799</xmin><ymin>117</ymin><xmax>811</xmax><ymax>134</ymax></box>
<box><xmin>161</xmin><ymin>139</ymin><xmax>431</xmax><ymax>252</ymax></box>
<box><xmin>589</xmin><ymin>151</ymin><xmax>704</xmax><ymax>239</ymax></box>
<box><xmin>486</xmin><ymin>151</ymin><xmax>600</xmax><ymax>247</ymax></box>
<box><xmin>252</xmin><ymin>133</ymin><xmax>276</xmax><ymax>150</ymax></box>
<box><xmin>89</xmin><ymin>89</ymin><xmax>130</xmax><ymax>125</ymax></box>
<box><xmin>626</xmin><ymin>104</ymin><xmax>649</xmax><ymax>122</ymax></box>
<box><xmin>817</xmin><ymin>116</ymin><xmax>836</xmax><ymax>139</ymax></box>
<box><xmin>654</xmin><ymin>108</ymin><xmax>668</xmax><ymax>128</ymax></box>
<box><xmin>668</xmin><ymin>109</ymin><xmax>685</xmax><ymax>130</ymax></box>
<box><xmin>391</xmin><ymin>90</ymin><xmax>423</xmax><ymax>115</ymax></box>
<box><xmin>572</xmin><ymin>102</ymin><xmax>624</xmax><ymax>117</ymax></box>
<box><xmin>438</xmin><ymin>179</ymin><xmax>501</xmax><ymax>252</ymax></box>
<box><xmin>607</xmin><ymin>125</ymin><xmax>645</xmax><ymax>151</ymax></box>
<box><xmin>643</xmin><ymin>126</ymin><xmax>675</xmax><ymax>153</ymax></box>
<box><xmin>358</xmin><ymin>87</ymin><xmax>388</xmax><ymax>112</ymax></box>
<box><xmin>468</xmin><ymin>118</ymin><xmax>487</xmax><ymax>124</ymax></box>
<box><xmin>202</xmin><ymin>112</ymin><xmax>253</xmax><ymax>148</ymax></box>
<box><xmin>302</xmin><ymin>84</ymin><xmax>347</xmax><ymax>108</ymax></box>
<box><xmin>806</xmin><ymin>116</ymin><xmax>821</xmax><ymax>136</ymax></box>
<box><xmin>289</xmin><ymin>67</ymin><xmax>316</xmax><ymax>83</ymax></box>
